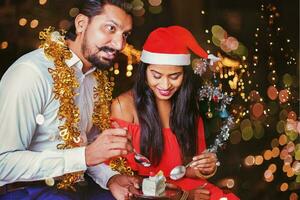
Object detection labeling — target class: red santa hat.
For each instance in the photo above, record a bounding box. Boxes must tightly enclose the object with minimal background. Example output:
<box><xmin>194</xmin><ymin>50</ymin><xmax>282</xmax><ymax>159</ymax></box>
<box><xmin>140</xmin><ymin>26</ymin><xmax>208</xmax><ymax>66</ymax></box>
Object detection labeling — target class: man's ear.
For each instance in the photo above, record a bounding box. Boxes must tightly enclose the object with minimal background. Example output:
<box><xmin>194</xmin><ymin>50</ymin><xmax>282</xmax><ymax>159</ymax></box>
<box><xmin>74</xmin><ymin>14</ymin><xmax>89</xmax><ymax>34</ymax></box>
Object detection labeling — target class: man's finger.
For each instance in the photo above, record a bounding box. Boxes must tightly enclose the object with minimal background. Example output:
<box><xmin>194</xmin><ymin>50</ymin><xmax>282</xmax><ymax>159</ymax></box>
<box><xmin>105</xmin><ymin>135</ymin><xmax>128</xmax><ymax>144</ymax></box>
<box><xmin>108</xmin><ymin>149</ymin><xmax>128</xmax><ymax>157</ymax></box>
<box><xmin>106</xmin><ymin>142</ymin><xmax>128</xmax><ymax>150</ymax></box>
<box><xmin>103</xmin><ymin>128</ymin><xmax>128</xmax><ymax>136</ymax></box>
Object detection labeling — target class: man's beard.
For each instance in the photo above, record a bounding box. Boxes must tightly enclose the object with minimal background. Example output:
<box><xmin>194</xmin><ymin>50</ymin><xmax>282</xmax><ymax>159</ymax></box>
<box><xmin>82</xmin><ymin>39</ymin><xmax>118</xmax><ymax>70</ymax></box>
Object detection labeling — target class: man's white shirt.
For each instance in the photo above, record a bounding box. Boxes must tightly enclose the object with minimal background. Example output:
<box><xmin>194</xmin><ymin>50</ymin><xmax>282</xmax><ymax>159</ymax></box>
<box><xmin>0</xmin><ymin>48</ymin><xmax>117</xmax><ymax>188</ymax></box>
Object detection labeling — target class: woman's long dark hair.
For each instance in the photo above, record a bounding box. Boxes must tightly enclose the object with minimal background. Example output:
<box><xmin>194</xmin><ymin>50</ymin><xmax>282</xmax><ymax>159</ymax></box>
<box><xmin>133</xmin><ymin>62</ymin><xmax>199</xmax><ymax>165</ymax></box>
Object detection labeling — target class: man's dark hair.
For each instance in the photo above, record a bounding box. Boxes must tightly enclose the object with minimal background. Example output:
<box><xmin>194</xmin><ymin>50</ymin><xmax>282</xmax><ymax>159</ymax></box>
<box><xmin>65</xmin><ymin>0</ymin><xmax>132</xmax><ymax>41</ymax></box>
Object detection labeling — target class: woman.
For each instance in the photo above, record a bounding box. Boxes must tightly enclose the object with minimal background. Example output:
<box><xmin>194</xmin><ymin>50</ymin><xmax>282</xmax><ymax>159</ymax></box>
<box><xmin>111</xmin><ymin>26</ymin><xmax>239</xmax><ymax>200</ymax></box>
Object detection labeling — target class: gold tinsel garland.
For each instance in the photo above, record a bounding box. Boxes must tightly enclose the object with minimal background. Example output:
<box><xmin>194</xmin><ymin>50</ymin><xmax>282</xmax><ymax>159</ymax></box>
<box><xmin>109</xmin><ymin>157</ymin><xmax>134</xmax><ymax>176</ymax></box>
<box><xmin>39</xmin><ymin>27</ymin><xmax>133</xmax><ymax>191</ymax></box>
<box><xmin>93</xmin><ymin>70</ymin><xmax>113</xmax><ymax>130</ymax></box>
<box><xmin>39</xmin><ymin>27</ymin><xmax>83</xmax><ymax>191</ymax></box>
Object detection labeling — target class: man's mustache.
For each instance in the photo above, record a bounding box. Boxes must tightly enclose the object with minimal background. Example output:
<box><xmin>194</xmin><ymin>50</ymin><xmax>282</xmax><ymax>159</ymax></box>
<box><xmin>97</xmin><ymin>46</ymin><xmax>118</xmax><ymax>54</ymax></box>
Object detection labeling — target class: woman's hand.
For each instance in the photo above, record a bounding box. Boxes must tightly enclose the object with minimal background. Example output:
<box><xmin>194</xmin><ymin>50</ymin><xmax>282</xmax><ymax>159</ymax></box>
<box><xmin>188</xmin><ymin>187</ymin><xmax>210</xmax><ymax>200</ymax></box>
<box><xmin>190</xmin><ymin>151</ymin><xmax>218</xmax><ymax>175</ymax></box>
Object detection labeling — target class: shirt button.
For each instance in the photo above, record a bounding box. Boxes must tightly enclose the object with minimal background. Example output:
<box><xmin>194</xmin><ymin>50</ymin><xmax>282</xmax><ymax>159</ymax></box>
<box><xmin>45</xmin><ymin>177</ymin><xmax>55</xmax><ymax>186</ymax></box>
<box><xmin>36</xmin><ymin>114</ymin><xmax>45</xmax><ymax>125</ymax></box>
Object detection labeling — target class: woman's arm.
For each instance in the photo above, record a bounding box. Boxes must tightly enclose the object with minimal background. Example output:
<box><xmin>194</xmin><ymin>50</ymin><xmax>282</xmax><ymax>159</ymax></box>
<box><xmin>185</xmin><ymin>117</ymin><xmax>218</xmax><ymax>179</ymax></box>
<box><xmin>111</xmin><ymin>91</ymin><xmax>136</xmax><ymax>123</ymax></box>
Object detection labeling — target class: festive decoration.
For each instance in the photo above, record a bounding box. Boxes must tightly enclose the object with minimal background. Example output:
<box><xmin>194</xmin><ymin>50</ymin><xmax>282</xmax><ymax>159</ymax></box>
<box><xmin>192</xmin><ymin>58</ymin><xmax>209</xmax><ymax>76</ymax></box>
<box><xmin>39</xmin><ymin>27</ymin><xmax>114</xmax><ymax>190</ymax></box>
<box><xmin>93</xmin><ymin>70</ymin><xmax>113</xmax><ymax>131</ymax></box>
<box><xmin>140</xmin><ymin>26</ymin><xmax>209</xmax><ymax>66</ymax></box>
<box><xmin>209</xmin><ymin>25</ymin><xmax>248</xmax><ymax>102</ymax></box>
<box><xmin>197</xmin><ymin>84</ymin><xmax>235</xmax><ymax>153</ymax></box>
<box><xmin>109</xmin><ymin>157</ymin><xmax>134</xmax><ymax>176</ymax></box>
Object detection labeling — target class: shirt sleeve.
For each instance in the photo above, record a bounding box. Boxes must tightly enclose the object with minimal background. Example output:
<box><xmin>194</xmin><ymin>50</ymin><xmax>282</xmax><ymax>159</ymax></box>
<box><xmin>86</xmin><ymin>163</ymin><xmax>119</xmax><ymax>190</ymax></box>
<box><xmin>0</xmin><ymin>61</ymin><xmax>87</xmax><ymax>185</ymax></box>
<box><xmin>85</xmin><ymin>123</ymin><xmax>119</xmax><ymax>189</ymax></box>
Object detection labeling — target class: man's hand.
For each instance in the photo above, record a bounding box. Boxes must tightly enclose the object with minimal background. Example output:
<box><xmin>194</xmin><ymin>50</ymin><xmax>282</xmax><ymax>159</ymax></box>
<box><xmin>85</xmin><ymin>128</ymin><xmax>130</xmax><ymax>166</ymax></box>
<box><xmin>107</xmin><ymin>174</ymin><xmax>140</xmax><ymax>200</ymax></box>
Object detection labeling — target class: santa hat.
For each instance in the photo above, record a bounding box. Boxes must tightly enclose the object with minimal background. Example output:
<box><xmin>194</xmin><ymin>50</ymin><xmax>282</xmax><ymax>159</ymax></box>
<box><xmin>140</xmin><ymin>26</ymin><xmax>208</xmax><ymax>66</ymax></box>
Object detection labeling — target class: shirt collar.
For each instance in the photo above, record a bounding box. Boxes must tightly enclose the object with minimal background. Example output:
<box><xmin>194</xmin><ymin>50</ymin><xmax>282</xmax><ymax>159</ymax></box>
<box><xmin>65</xmin><ymin>50</ymin><xmax>96</xmax><ymax>75</ymax></box>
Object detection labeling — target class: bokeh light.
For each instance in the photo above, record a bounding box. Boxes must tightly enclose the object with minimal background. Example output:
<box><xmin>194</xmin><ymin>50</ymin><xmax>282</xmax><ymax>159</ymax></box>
<box><xmin>242</xmin><ymin>126</ymin><xmax>254</xmax><ymax>141</ymax></box>
<box><xmin>30</xmin><ymin>19</ymin><xmax>39</xmax><ymax>28</ymax></box>
<box><xmin>278</xmin><ymin>89</ymin><xmax>289</xmax><ymax>103</ymax></box>
<box><xmin>148</xmin><ymin>0</ymin><xmax>162</xmax><ymax>6</ymax></box>
<box><xmin>126</xmin><ymin>71</ymin><xmax>132</xmax><ymax>77</ymax></box>
<box><xmin>131</xmin><ymin>0</ymin><xmax>144</xmax><ymax>10</ymax></box>
<box><xmin>226</xmin><ymin>179</ymin><xmax>235</xmax><ymax>189</ymax></box>
<box><xmin>269</xmin><ymin>163</ymin><xmax>277</xmax><ymax>173</ymax></box>
<box><xmin>267</xmin><ymin>86</ymin><xmax>278</xmax><ymax>100</ymax></box>
<box><xmin>132</xmin><ymin>7</ymin><xmax>145</xmax><ymax>17</ymax></box>
<box><xmin>1</xmin><ymin>41</ymin><xmax>8</xmax><ymax>49</ymax></box>
<box><xmin>252</xmin><ymin>102</ymin><xmax>264</xmax><ymax>118</ymax></box>
<box><xmin>282</xmin><ymin>73</ymin><xmax>293</xmax><ymax>87</ymax></box>
<box><xmin>114</xmin><ymin>69</ymin><xmax>120</xmax><ymax>75</ymax></box>
<box><xmin>253</xmin><ymin>121</ymin><xmax>264</xmax><ymax>139</ymax></box>
<box><xmin>244</xmin><ymin>155</ymin><xmax>255</xmax><ymax>166</ymax></box>
<box><xmin>69</xmin><ymin>8</ymin><xmax>79</xmax><ymax>17</ymax></box>
<box><xmin>271</xmin><ymin>147</ymin><xmax>280</xmax><ymax>158</ymax></box>
<box><xmin>19</xmin><ymin>18</ymin><xmax>27</xmax><ymax>26</ymax></box>
<box><xmin>255</xmin><ymin>155</ymin><xmax>264</xmax><ymax>165</ymax></box>
<box><xmin>289</xmin><ymin>193</ymin><xmax>298</xmax><ymax>200</ymax></box>
<box><xmin>271</xmin><ymin>138</ymin><xmax>279</xmax><ymax>148</ymax></box>
<box><xmin>280</xmin><ymin>182</ymin><xmax>288</xmax><ymax>192</ymax></box>
<box><xmin>276</xmin><ymin>120</ymin><xmax>285</xmax><ymax>133</ymax></box>
<box><xmin>39</xmin><ymin>0</ymin><xmax>47</xmax><ymax>5</ymax></box>
<box><xmin>287</xmin><ymin>111</ymin><xmax>297</xmax><ymax>120</ymax></box>
<box><xmin>264</xmin><ymin>169</ymin><xmax>274</xmax><ymax>182</ymax></box>
<box><xmin>211</xmin><ymin>25</ymin><xmax>227</xmax><ymax>40</ymax></box>
<box><xmin>279</xmin><ymin>134</ymin><xmax>288</xmax><ymax>146</ymax></box>
<box><xmin>279</xmin><ymin>109</ymin><xmax>288</xmax><ymax>120</ymax></box>
<box><xmin>149</xmin><ymin>5</ymin><xmax>162</xmax><ymax>14</ymax></box>
<box><xmin>264</xmin><ymin>150</ymin><xmax>273</xmax><ymax>160</ymax></box>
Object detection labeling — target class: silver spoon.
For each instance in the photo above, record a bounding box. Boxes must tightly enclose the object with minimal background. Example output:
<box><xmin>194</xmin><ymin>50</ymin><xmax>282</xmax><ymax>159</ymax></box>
<box><xmin>169</xmin><ymin>160</ymin><xmax>194</xmax><ymax>180</ymax></box>
<box><xmin>111</xmin><ymin>121</ymin><xmax>151</xmax><ymax>167</ymax></box>
<box><xmin>133</xmin><ymin>148</ymin><xmax>151</xmax><ymax>167</ymax></box>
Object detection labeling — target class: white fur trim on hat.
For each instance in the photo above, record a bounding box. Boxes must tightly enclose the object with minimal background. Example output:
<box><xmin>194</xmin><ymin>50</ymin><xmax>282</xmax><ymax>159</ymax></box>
<box><xmin>140</xmin><ymin>50</ymin><xmax>191</xmax><ymax>66</ymax></box>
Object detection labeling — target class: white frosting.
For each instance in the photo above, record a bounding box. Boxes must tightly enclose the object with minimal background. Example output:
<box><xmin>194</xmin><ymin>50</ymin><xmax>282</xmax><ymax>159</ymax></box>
<box><xmin>142</xmin><ymin>171</ymin><xmax>166</xmax><ymax>196</ymax></box>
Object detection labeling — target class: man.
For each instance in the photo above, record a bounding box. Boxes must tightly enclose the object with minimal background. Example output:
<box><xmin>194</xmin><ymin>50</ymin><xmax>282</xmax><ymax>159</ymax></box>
<box><xmin>0</xmin><ymin>0</ymin><xmax>138</xmax><ymax>199</ymax></box>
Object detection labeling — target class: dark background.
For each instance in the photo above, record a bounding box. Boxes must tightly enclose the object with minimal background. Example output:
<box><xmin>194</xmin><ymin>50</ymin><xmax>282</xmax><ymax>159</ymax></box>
<box><xmin>0</xmin><ymin>0</ymin><xmax>299</xmax><ymax>199</ymax></box>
